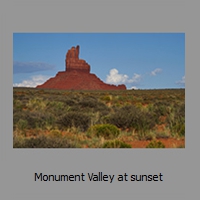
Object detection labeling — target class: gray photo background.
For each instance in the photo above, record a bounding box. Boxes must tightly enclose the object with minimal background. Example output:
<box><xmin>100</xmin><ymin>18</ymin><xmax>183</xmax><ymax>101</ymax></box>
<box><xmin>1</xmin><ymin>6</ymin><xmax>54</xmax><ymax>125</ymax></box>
<box><xmin>0</xmin><ymin>0</ymin><xmax>198</xmax><ymax>200</ymax></box>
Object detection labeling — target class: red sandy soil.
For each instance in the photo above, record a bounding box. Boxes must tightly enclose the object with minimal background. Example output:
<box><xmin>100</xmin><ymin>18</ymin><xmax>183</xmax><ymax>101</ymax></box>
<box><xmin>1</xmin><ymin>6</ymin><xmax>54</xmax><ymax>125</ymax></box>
<box><xmin>126</xmin><ymin>121</ymin><xmax>185</xmax><ymax>148</ymax></box>
<box><xmin>23</xmin><ymin>130</ymin><xmax>185</xmax><ymax>148</ymax></box>
<box><xmin>127</xmin><ymin>138</ymin><xmax>185</xmax><ymax>148</ymax></box>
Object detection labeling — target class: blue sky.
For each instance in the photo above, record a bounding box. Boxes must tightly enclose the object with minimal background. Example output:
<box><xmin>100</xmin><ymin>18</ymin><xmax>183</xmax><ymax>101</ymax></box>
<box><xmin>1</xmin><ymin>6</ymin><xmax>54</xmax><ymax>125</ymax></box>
<box><xmin>13</xmin><ymin>33</ymin><xmax>185</xmax><ymax>89</ymax></box>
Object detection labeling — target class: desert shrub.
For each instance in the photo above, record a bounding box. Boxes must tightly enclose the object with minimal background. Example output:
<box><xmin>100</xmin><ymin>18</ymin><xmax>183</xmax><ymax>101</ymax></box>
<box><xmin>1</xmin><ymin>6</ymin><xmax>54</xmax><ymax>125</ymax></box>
<box><xmin>133</xmin><ymin>111</ymin><xmax>158</xmax><ymax>134</ymax></box>
<box><xmin>177</xmin><ymin>103</ymin><xmax>185</xmax><ymax>116</ymax></box>
<box><xmin>76</xmin><ymin>97</ymin><xmax>109</xmax><ymax>114</ymax></box>
<box><xmin>49</xmin><ymin>130</ymin><xmax>62</xmax><ymax>138</ymax></box>
<box><xmin>13</xmin><ymin>99</ymin><xmax>24</xmax><ymax>110</ymax></box>
<box><xmin>16</xmin><ymin>119</ymin><xmax>28</xmax><ymax>130</ymax></box>
<box><xmin>169</xmin><ymin>120</ymin><xmax>185</xmax><ymax>137</ymax></box>
<box><xmin>100</xmin><ymin>95</ymin><xmax>111</xmax><ymax>103</ymax></box>
<box><xmin>107</xmin><ymin>105</ymin><xmax>157</xmax><ymax>133</ymax></box>
<box><xmin>46</xmin><ymin>101</ymin><xmax>69</xmax><ymax>115</ymax></box>
<box><xmin>58</xmin><ymin>111</ymin><xmax>91</xmax><ymax>132</ymax></box>
<box><xmin>177</xmin><ymin>144</ymin><xmax>185</xmax><ymax>148</ymax></box>
<box><xmin>13</xmin><ymin>110</ymin><xmax>56</xmax><ymax>130</ymax></box>
<box><xmin>155</xmin><ymin>132</ymin><xmax>169</xmax><ymax>139</ymax></box>
<box><xmin>166</xmin><ymin>103</ymin><xmax>185</xmax><ymax>137</ymax></box>
<box><xmin>13</xmin><ymin>112</ymin><xmax>25</xmax><ymax>130</ymax></box>
<box><xmin>13</xmin><ymin>111</ymin><xmax>27</xmax><ymax>130</ymax></box>
<box><xmin>146</xmin><ymin>140</ymin><xmax>165</xmax><ymax>148</ymax></box>
<box><xmin>135</xmin><ymin>131</ymin><xmax>155</xmax><ymax>141</ymax></box>
<box><xmin>153</xmin><ymin>101</ymin><xmax>171</xmax><ymax>116</ymax></box>
<box><xmin>26</xmin><ymin>97</ymin><xmax>47</xmax><ymax>111</ymax></box>
<box><xmin>107</xmin><ymin>105</ymin><xmax>139</xmax><ymax>129</ymax></box>
<box><xmin>79</xmin><ymin>96</ymin><xmax>98</xmax><ymax>108</ymax></box>
<box><xmin>24</xmin><ymin>111</ymin><xmax>55</xmax><ymax>129</ymax></box>
<box><xmin>65</xmin><ymin>98</ymin><xmax>77</xmax><ymax>106</ymax></box>
<box><xmin>52</xmin><ymin>101</ymin><xmax>64</xmax><ymax>110</ymax></box>
<box><xmin>15</xmin><ymin>94</ymin><xmax>26</xmax><ymax>101</ymax></box>
<box><xmin>147</xmin><ymin>103</ymin><xmax>154</xmax><ymax>112</ymax></box>
<box><xmin>13</xmin><ymin>135</ymin><xmax>76</xmax><ymax>148</ymax></box>
<box><xmin>102</xmin><ymin>140</ymin><xmax>131</xmax><ymax>148</ymax></box>
<box><xmin>13</xmin><ymin>136</ymin><xmax>25</xmax><ymax>147</ymax></box>
<box><xmin>87</xmin><ymin>124</ymin><xmax>120</xmax><ymax>139</ymax></box>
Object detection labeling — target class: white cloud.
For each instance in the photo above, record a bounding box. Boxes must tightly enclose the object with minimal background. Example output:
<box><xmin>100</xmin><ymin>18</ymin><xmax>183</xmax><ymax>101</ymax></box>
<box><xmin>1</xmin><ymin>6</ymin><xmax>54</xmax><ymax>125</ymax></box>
<box><xmin>176</xmin><ymin>76</ymin><xmax>185</xmax><ymax>86</ymax></box>
<box><xmin>150</xmin><ymin>68</ymin><xmax>162</xmax><ymax>76</ymax></box>
<box><xmin>13</xmin><ymin>75</ymin><xmax>50</xmax><ymax>88</ymax></box>
<box><xmin>130</xmin><ymin>73</ymin><xmax>141</xmax><ymax>83</ymax></box>
<box><xmin>106</xmin><ymin>68</ymin><xmax>141</xmax><ymax>85</ymax></box>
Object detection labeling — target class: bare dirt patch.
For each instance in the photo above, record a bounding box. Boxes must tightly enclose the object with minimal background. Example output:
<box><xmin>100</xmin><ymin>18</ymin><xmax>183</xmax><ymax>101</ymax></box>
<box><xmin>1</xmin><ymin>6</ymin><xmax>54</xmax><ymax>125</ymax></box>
<box><xmin>127</xmin><ymin>138</ymin><xmax>185</xmax><ymax>148</ymax></box>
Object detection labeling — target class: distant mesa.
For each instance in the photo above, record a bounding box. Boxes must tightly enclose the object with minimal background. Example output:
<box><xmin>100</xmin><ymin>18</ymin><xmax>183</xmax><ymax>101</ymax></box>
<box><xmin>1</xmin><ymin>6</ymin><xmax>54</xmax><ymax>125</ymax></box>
<box><xmin>36</xmin><ymin>45</ymin><xmax>126</xmax><ymax>90</ymax></box>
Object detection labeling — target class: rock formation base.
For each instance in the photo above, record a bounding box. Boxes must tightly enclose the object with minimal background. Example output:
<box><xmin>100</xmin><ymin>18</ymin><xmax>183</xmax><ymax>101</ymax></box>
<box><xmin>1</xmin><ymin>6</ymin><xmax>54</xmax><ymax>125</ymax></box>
<box><xmin>37</xmin><ymin>70</ymin><xmax>126</xmax><ymax>90</ymax></box>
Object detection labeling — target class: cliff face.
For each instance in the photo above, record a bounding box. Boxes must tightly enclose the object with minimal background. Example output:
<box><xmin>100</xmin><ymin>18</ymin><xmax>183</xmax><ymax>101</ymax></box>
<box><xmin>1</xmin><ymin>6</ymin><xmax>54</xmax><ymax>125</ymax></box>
<box><xmin>65</xmin><ymin>45</ymin><xmax>90</xmax><ymax>73</ymax></box>
<box><xmin>36</xmin><ymin>45</ymin><xmax>126</xmax><ymax>90</ymax></box>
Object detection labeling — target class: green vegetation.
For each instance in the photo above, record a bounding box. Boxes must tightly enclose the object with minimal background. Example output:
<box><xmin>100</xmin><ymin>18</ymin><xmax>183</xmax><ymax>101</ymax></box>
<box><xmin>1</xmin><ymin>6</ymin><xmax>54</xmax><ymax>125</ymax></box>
<box><xmin>87</xmin><ymin>124</ymin><xmax>120</xmax><ymax>139</ymax></box>
<box><xmin>107</xmin><ymin>105</ymin><xmax>158</xmax><ymax>140</ymax></box>
<box><xmin>13</xmin><ymin>134</ymin><xmax>76</xmax><ymax>148</ymax></box>
<box><xmin>146</xmin><ymin>140</ymin><xmax>165</xmax><ymax>148</ymax></box>
<box><xmin>13</xmin><ymin>87</ymin><xmax>185</xmax><ymax>148</ymax></box>
<box><xmin>58</xmin><ymin>111</ymin><xmax>91</xmax><ymax>132</ymax></box>
<box><xmin>102</xmin><ymin>140</ymin><xmax>132</xmax><ymax>148</ymax></box>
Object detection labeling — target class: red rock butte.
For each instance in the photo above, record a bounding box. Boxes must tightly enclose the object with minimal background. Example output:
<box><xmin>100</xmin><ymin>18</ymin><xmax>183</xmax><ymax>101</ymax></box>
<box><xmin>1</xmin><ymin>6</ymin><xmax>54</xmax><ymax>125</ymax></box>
<box><xmin>36</xmin><ymin>45</ymin><xmax>126</xmax><ymax>90</ymax></box>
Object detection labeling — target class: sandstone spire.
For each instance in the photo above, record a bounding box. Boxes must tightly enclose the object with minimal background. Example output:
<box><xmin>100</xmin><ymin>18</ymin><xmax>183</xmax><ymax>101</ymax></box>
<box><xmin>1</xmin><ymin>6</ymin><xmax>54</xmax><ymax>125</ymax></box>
<box><xmin>65</xmin><ymin>45</ymin><xmax>90</xmax><ymax>73</ymax></box>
